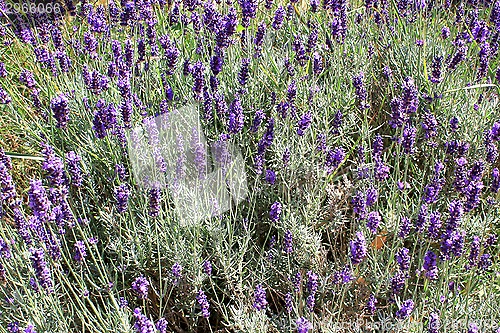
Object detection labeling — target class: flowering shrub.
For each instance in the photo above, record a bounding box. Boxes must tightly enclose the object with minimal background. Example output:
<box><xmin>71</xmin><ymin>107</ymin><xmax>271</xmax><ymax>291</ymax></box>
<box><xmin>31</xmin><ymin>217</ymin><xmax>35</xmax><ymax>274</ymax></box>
<box><xmin>0</xmin><ymin>0</ymin><xmax>500</xmax><ymax>332</ymax></box>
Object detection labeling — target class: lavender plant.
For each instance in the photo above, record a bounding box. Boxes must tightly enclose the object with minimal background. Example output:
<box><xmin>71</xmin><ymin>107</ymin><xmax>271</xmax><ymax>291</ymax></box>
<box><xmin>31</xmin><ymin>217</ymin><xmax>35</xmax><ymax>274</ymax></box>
<box><xmin>0</xmin><ymin>0</ymin><xmax>499</xmax><ymax>332</ymax></box>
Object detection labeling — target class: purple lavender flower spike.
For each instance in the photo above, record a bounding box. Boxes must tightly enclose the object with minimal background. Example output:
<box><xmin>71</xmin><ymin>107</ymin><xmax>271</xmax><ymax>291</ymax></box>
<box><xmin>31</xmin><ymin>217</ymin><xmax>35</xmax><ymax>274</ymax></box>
<box><xmin>401</xmin><ymin>77</ymin><xmax>418</xmax><ymax>114</ymax></box>
<box><xmin>73</xmin><ymin>240</ymin><xmax>87</xmax><ymax>262</ymax></box>
<box><xmin>191</xmin><ymin>61</ymin><xmax>205</xmax><ymax>100</ymax></box>
<box><xmin>350</xmin><ymin>231</ymin><xmax>367</xmax><ymax>265</ymax></box>
<box><xmin>118</xmin><ymin>297</ymin><xmax>128</xmax><ymax>309</ymax></box>
<box><xmin>422</xmin><ymin>111</ymin><xmax>438</xmax><ymax>140</ymax></box>
<box><xmin>115</xmin><ymin>184</ymin><xmax>130</xmax><ymax>213</ymax></box>
<box><xmin>287</xmin><ymin>80</ymin><xmax>297</xmax><ymax>104</ymax></box>
<box><xmin>374</xmin><ymin>155</ymin><xmax>390</xmax><ymax>181</ymax></box>
<box><xmin>441</xmin><ymin>27</ymin><xmax>450</xmax><ymax>39</ymax></box>
<box><xmin>265</xmin><ymin>169</ymin><xmax>276</xmax><ymax>184</ymax></box>
<box><xmin>313</xmin><ymin>52</ymin><xmax>323</xmax><ymax>75</ymax></box>
<box><xmin>292</xmin><ymin>272</ymin><xmax>301</xmax><ymax>292</ymax></box>
<box><xmin>269</xmin><ymin>201</ymin><xmax>282</xmax><ymax>222</ymax></box>
<box><xmin>28</xmin><ymin>180</ymin><xmax>51</xmax><ymax>219</ymax></box>
<box><xmin>468</xmin><ymin>323</ymin><xmax>479</xmax><ymax>333</ymax></box>
<box><xmin>427</xmin><ymin>211</ymin><xmax>442</xmax><ymax>239</ymax></box>
<box><xmin>306</xmin><ymin>270</ymin><xmax>318</xmax><ymax>294</ymax></box>
<box><xmin>133</xmin><ymin>308</ymin><xmax>155</xmax><ymax>333</ymax></box>
<box><xmin>478</xmin><ymin>253</ymin><xmax>492</xmax><ymax>271</ymax></box>
<box><xmin>331</xmin><ymin>110</ymin><xmax>343</xmax><ymax>135</ymax></box>
<box><xmin>395</xmin><ymin>299</ymin><xmax>414</xmax><ymax>320</ymax></box>
<box><xmin>29</xmin><ymin>247</ymin><xmax>53</xmax><ymax>293</ymax></box>
<box><xmin>284</xmin><ymin>58</ymin><xmax>295</xmax><ymax>77</ymax></box>
<box><xmin>284</xmin><ymin>229</ymin><xmax>293</xmax><ymax>254</ymax></box>
<box><xmin>446</xmin><ymin>200</ymin><xmax>464</xmax><ymax>233</ymax></box>
<box><xmin>448</xmin><ymin>40</ymin><xmax>468</xmax><ymax>71</ymax></box>
<box><xmin>253</xmin><ymin>284</ymin><xmax>267</xmax><ymax>311</ymax></box>
<box><xmin>238</xmin><ymin>58</ymin><xmax>250</xmax><ymax>86</ymax></box>
<box><xmin>203</xmin><ymin>260</ymin><xmax>212</xmax><ymax>275</ymax></box>
<box><xmin>254</xmin><ymin>21</ymin><xmax>266</xmax><ymax>57</ymax></box>
<box><xmin>171</xmin><ymin>262</ymin><xmax>182</xmax><ymax>282</ymax></box>
<box><xmin>391</xmin><ymin>271</ymin><xmax>407</xmax><ymax>295</ymax></box>
<box><xmin>477</xmin><ymin>42</ymin><xmax>491</xmax><ymax>80</ymax></box>
<box><xmin>51</xmin><ymin>94</ymin><xmax>70</xmax><ymax>129</ymax></box>
<box><xmin>7</xmin><ymin>322</ymin><xmax>19</xmax><ymax>333</ymax></box>
<box><xmin>399</xmin><ymin>216</ymin><xmax>411</xmax><ymax>239</ymax></box>
<box><xmin>0</xmin><ymin>161</ymin><xmax>19</xmax><ymax>209</ymax></box>
<box><xmin>0</xmin><ymin>238</ymin><xmax>11</xmax><ymax>259</ymax></box>
<box><xmin>372</xmin><ymin>135</ymin><xmax>384</xmax><ymax>158</ymax></box>
<box><xmin>196</xmin><ymin>289</ymin><xmax>210</xmax><ymax>318</ymax></box>
<box><xmin>156</xmin><ymin>318</ymin><xmax>168</xmax><ymax>333</ymax></box>
<box><xmin>19</xmin><ymin>69</ymin><xmax>36</xmax><ymax>89</ymax></box>
<box><xmin>285</xmin><ymin>292</ymin><xmax>293</xmax><ymax>313</ymax></box>
<box><xmin>449</xmin><ymin>117</ymin><xmax>459</xmax><ymax>132</ymax></box>
<box><xmin>365</xmin><ymin>188</ymin><xmax>378</xmax><ymax>206</ymax></box>
<box><xmin>0</xmin><ymin>62</ymin><xmax>6</xmax><ymax>78</ymax></box>
<box><xmin>272</xmin><ymin>6</ymin><xmax>285</xmax><ymax>30</ymax></box>
<box><xmin>0</xmin><ymin>87</ymin><xmax>10</xmax><ymax>104</ymax></box>
<box><xmin>415</xmin><ymin>204</ymin><xmax>428</xmax><ymax>233</ymax></box>
<box><xmin>283</xmin><ymin>148</ymin><xmax>291</xmax><ymax>167</ymax></box>
<box><xmin>297</xmin><ymin>112</ymin><xmax>312</xmax><ymax>136</ymax></box>
<box><xmin>366</xmin><ymin>211</ymin><xmax>381</xmax><ymax>234</ymax></box>
<box><xmin>296</xmin><ymin>317</ymin><xmax>312</xmax><ymax>333</ymax></box>
<box><xmin>352</xmin><ymin>72</ymin><xmax>369</xmax><ymax>110</ymax></box>
<box><xmin>306</xmin><ymin>294</ymin><xmax>315</xmax><ymax>311</ymax></box>
<box><xmin>396</xmin><ymin>247</ymin><xmax>410</xmax><ymax>271</ymax></box>
<box><xmin>352</xmin><ymin>190</ymin><xmax>366</xmax><ymax>219</ymax></box>
<box><xmin>467</xmin><ymin>235</ymin><xmax>481</xmax><ymax>269</ymax></box>
<box><xmin>65</xmin><ymin>151</ymin><xmax>82</xmax><ymax>187</ymax></box>
<box><xmin>422</xmin><ymin>250</ymin><xmax>438</xmax><ymax>280</ymax></box>
<box><xmin>228</xmin><ymin>96</ymin><xmax>244</xmax><ymax>134</ymax></box>
<box><xmin>366</xmin><ymin>294</ymin><xmax>377</xmax><ymax>315</ymax></box>
<box><xmin>132</xmin><ymin>275</ymin><xmax>149</xmax><ymax>299</ymax></box>
<box><xmin>148</xmin><ymin>187</ymin><xmax>161</xmax><ymax>217</ymax></box>
<box><xmin>464</xmin><ymin>181</ymin><xmax>483</xmax><ymax>213</ymax></box>
<box><xmin>250</xmin><ymin>109</ymin><xmax>265</xmax><ymax>133</ymax></box>
<box><xmin>210</xmin><ymin>54</ymin><xmax>223</xmax><ymax>76</ymax></box>
<box><xmin>24</xmin><ymin>325</ymin><xmax>37</xmax><ymax>333</ymax></box>
<box><xmin>428</xmin><ymin>312</ymin><xmax>440</xmax><ymax>333</ymax></box>
<box><xmin>325</xmin><ymin>147</ymin><xmax>345</xmax><ymax>174</ymax></box>
<box><xmin>491</xmin><ymin>168</ymin><xmax>500</xmax><ymax>193</ymax></box>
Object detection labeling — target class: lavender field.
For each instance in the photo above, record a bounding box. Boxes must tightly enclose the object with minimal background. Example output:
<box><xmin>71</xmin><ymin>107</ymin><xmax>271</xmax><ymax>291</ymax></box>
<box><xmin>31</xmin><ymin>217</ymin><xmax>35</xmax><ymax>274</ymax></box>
<box><xmin>1</xmin><ymin>0</ymin><xmax>500</xmax><ymax>332</ymax></box>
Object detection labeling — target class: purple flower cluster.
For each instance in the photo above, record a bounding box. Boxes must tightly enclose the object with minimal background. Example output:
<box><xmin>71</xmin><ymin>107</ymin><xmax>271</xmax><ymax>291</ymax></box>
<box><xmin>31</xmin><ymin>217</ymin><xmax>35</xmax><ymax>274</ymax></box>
<box><xmin>73</xmin><ymin>240</ymin><xmax>87</xmax><ymax>262</ymax></box>
<box><xmin>228</xmin><ymin>96</ymin><xmax>244</xmax><ymax>134</ymax></box>
<box><xmin>366</xmin><ymin>211</ymin><xmax>381</xmax><ymax>234</ymax></box>
<box><xmin>352</xmin><ymin>72</ymin><xmax>369</xmax><ymax>110</ymax></box>
<box><xmin>297</xmin><ymin>112</ymin><xmax>312</xmax><ymax>136</ymax></box>
<box><xmin>296</xmin><ymin>317</ymin><xmax>312</xmax><ymax>333</ymax></box>
<box><xmin>395</xmin><ymin>299</ymin><xmax>414</xmax><ymax>319</ymax></box>
<box><xmin>115</xmin><ymin>183</ymin><xmax>130</xmax><ymax>213</ymax></box>
<box><xmin>92</xmin><ymin>99</ymin><xmax>117</xmax><ymax>139</ymax></box>
<box><xmin>50</xmin><ymin>94</ymin><xmax>70</xmax><ymax>129</ymax></box>
<box><xmin>366</xmin><ymin>294</ymin><xmax>377</xmax><ymax>315</ymax></box>
<box><xmin>29</xmin><ymin>247</ymin><xmax>53</xmax><ymax>293</ymax></box>
<box><xmin>269</xmin><ymin>201</ymin><xmax>282</xmax><ymax>222</ymax></box>
<box><xmin>171</xmin><ymin>262</ymin><xmax>182</xmax><ymax>282</ymax></box>
<box><xmin>65</xmin><ymin>151</ymin><xmax>83</xmax><ymax>187</ymax></box>
<box><xmin>203</xmin><ymin>260</ymin><xmax>212</xmax><ymax>275</ymax></box>
<box><xmin>350</xmin><ymin>232</ymin><xmax>367</xmax><ymax>265</ymax></box>
<box><xmin>196</xmin><ymin>289</ymin><xmax>210</xmax><ymax>318</ymax></box>
<box><xmin>324</xmin><ymin>147</ymin><xmax>345</xmax><ymax>174</ymax></box>
<box><xmin>131</xmin><ymin>275</ymin><xmax>149</xmax><ymax>299</ymax></box>
<box><xmin>422</xmin><ymin>250</ymin><xmax>438</xmax><ymax>280</ymax></box>
<box><xmin>284</xmin><ymin>229</ymin><xmax>293</xmax><ymax>254</ymax></box>
<box><xmin>253</xmin><ymin>284</ymin><xmax>267</xmax><ymax>311</ymax></box>
<box><xmin>133</xmin><ymin>308</ymin><xmax>155</xmax><ymax>333</ymax></box>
